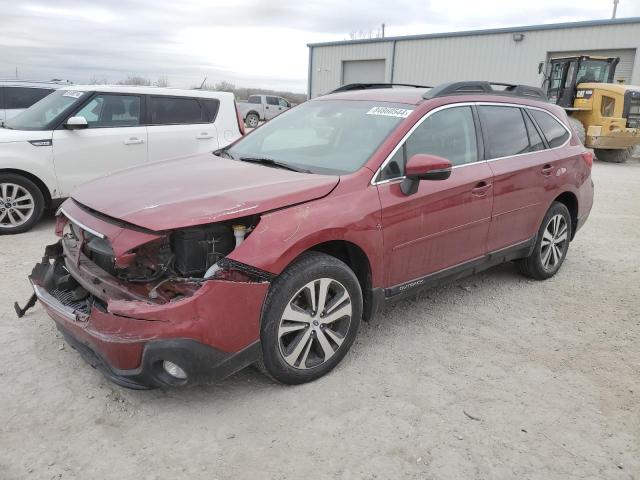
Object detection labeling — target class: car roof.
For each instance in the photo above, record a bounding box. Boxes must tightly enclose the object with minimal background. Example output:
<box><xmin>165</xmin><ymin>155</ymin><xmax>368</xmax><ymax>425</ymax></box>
<box><xmin>0</xmin><ymin>80</ymin><xmax>69</xmax><ymax>88</ymax></box>
<box><xmin>316</xmin><ymin>87</ymin><xmax>559</xmax><ymax>110</ymax></box>
<box><xmin>58</xmin><ymin>84</ymin><xmax>234</xmax><ymax>99</ymax></box>
<box><xmin>317</xmin><ymin>87</ymin><xmax>430</xmax><ymax>105</ymax></box>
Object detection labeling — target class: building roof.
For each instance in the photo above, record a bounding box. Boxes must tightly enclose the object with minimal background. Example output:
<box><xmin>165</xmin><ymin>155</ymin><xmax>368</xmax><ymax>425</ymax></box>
<box><xmin>307</xmin><ymin>16</ymin><xmax>640</xmax><ymax>48</ymax></box>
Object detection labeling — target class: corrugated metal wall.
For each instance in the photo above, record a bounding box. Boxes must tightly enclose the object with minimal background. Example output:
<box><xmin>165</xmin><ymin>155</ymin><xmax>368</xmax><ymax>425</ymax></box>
<box><xmin>309</xmin><ymin>22</ymin><xmax>640</xmax><ymax>97</ymax></box>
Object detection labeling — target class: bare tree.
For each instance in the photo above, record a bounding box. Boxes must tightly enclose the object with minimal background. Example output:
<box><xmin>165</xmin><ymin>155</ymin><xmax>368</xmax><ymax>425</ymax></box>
<box><xmin>88</xmin><ymin>75</ymin><xmax>108</xmax><ymax>85</ymax></box>
<box><xmin>117</xmin><ymin>75</ymin><xmax>151</xmax><ymax>86</ymax></box>
<box><xmin>194</xmin><ymin>80</ymin><xmax>306</xmax><ymax>104</ymax></box>
<box><xmin>154</xmin><ymin>75</ymin><xmax>170</xmax><ymax>87</ymax></box>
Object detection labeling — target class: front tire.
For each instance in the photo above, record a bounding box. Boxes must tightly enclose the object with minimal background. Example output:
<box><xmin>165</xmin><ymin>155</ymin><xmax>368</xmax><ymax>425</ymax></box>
<box><xmin>595</xmin><ymin>148</ymin><xmax>632</xmax><ymax>163</ymax></box>
<box><xmin>0</xmin><ymin>174</ymin><xmax>45</xmax><ymax>235</ymax></box>
<box><xmin>516</xmin><ymin>202</ymin><xmax>572</xmax><ymax>280</ymax></box>
<box><xmin>259</xmin><ymin>252</ymin><xmax>362</xmax><ymax>384</ymax></box>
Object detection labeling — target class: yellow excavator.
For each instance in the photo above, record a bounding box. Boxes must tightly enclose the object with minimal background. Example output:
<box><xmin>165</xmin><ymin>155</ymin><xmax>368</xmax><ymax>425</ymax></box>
<box><xmin>542</xmin><ymin>55</ymin><xmax>640</xmax><ymax>162</ymax></box>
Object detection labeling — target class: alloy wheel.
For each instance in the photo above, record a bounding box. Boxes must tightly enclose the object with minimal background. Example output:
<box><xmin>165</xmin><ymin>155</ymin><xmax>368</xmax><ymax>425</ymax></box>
<box><xmin>277</xmin><ymin>278</ymin><xmax>353</xmax><ymax>370</ymax></box>
<box><xmin>0</xmin><ymin>183</ymin><xmax>35</xmax><ymax>229</ymax></box>
<box><xmin>540</xmin><ymin>213</ymin><xmax>568</xmax><ymax>271</ymax></box>
<box><xmin>247</xmin><ymin>115</ymin><xmax>259</xmax><ymax>128</ymax></box>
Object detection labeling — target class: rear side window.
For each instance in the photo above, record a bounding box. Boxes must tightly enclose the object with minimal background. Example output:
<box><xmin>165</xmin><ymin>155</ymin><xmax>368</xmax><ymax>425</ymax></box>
<box><xmin>200</xmin><ymin>99</ymin><xmax>220</xmax><ymax>122</ymax></box>
<box><xmin>150</xmin><ymin>96</ymin><xmax>206</xmax><ymax>124</ymax></box>
<box><xmin>523</xmin><ymin>111</ymin><xmax>545</xmax><ymax>152</ymax></box>
<box><xmin>5</xmin><ymin>87</ymin><xmax>53</xmax><ymax>109</ymax></box>
<box><xmin>529</xmin><ymin>110</ymin><xmax>570</xmax><ymax>148</ymax></box>
<box><xmin>479</xmin><ymin>106</ymin><xmax>529</xmax><ymax>158</ymax></box>
<box><xmin>248</xmin><ymin>96</ymin><xmax>261</xmax><ymax>104</ymax></box>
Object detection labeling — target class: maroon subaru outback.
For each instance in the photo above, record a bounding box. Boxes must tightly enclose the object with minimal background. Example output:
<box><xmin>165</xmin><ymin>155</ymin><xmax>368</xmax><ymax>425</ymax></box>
<box><xmin>19</xmin><ymin>81</ymin><xmax>594</xmax><ymax>388</ymax></box>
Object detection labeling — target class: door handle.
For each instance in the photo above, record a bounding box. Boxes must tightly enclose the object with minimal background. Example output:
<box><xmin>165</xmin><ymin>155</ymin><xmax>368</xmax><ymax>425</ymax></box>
<box><xmin>541</xmin><ymin>164</ymin><xmax>554</xmax><ymax>176</ymax></box>
<box><xmin>471</xmin><ymin>181</ymin><xmax>492</xmax><ymax>196</ymax></box>
<box><xmin>123</xmin><ymin>137</ymin><xmax>144</xmax><ymax>145</ymax></box>
<box><xmin>196</xmin><ymin>132</ymin><xmax>213</xmax><ymax>139</ymax></box>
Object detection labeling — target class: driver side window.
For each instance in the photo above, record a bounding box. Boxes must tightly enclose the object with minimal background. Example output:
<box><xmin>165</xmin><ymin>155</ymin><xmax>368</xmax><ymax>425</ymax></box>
<box><xmin>74</xmin><ymin>94</ymin><xmax>141</xmax><ymax>128</ymax></box>
<box><xmin>378</xmin><ymin>106</ymin><xmax>478</xmax><ymax>181</ymax></box>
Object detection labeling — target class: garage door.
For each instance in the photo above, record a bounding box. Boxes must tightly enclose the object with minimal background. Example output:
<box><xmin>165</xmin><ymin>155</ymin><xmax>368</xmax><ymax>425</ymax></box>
<box><xmin>546</xmin><ymin>49</ymin><xmax>636</xmax><ymax>84</ymax></box>
<box><xmin>342</xmin><ymin>59</ymin><xmax>386</xmax><ymax>85</ymax></box>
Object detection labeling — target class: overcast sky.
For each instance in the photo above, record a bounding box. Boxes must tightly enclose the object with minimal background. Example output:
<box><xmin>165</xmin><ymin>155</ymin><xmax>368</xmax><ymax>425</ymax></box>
<box><xmin>1</xmin><ymin>0</ymin><xmax>638</xmax><ymax>92</ymax></box>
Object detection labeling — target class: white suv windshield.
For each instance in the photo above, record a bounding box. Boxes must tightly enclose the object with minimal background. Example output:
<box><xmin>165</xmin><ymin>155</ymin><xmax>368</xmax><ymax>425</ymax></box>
<box><xmin>228</xmin><ymin>100</ymin><xmax>412</xmax><ymax>175</ymax></box>
<box><xmin>5</xmin><ymin>90</ymin><xmax>89</xmax><ymax>131</ymax></box>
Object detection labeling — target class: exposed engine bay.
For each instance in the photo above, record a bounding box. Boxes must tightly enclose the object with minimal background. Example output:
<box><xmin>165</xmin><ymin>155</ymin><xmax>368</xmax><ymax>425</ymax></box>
<box><xmin>55</xmin><ymin>213</ymin><xmax>272</xmax><ymax>306</ymax></box>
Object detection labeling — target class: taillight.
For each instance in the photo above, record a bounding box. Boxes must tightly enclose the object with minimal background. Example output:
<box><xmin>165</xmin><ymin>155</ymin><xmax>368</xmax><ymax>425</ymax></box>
<box><xmin>581</xmin><ymin>150</ymin><xmax>594</xmax><ymax>169</ymax></box>
<box><xmin>235</xmin><ymin>101</ymin><xmax>246</xmax><ymax>136</ymax></box>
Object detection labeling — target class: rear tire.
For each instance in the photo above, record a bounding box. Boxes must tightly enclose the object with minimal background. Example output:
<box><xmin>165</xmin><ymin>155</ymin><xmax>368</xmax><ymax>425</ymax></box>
<box><xmin>567</xmin><ymin>116</ymin><xmax>586</xmax><ymax>144</ymax></box>
<box><xmin>516</xmin><ymin>202</ymin><xmax>572</xmax><ymax>280</ymax></box>
<box><xmin>0</xmin><ymin>174</ymin><xmax>45</xmax><ymax>235</ymax></box>
<box><xmin>259</xmin><ymin>252</ymin><xmax>362</xmax><ymax>385</ymax></box>
<box><xmin>245</xmin><ymin>113</ymin><xmax>260</xmax><ymax>128</ymax></box>
<box><xmin>595</xmin><ymin>148</ymin><xmax>632</xmax><ymax>164</ymax></box>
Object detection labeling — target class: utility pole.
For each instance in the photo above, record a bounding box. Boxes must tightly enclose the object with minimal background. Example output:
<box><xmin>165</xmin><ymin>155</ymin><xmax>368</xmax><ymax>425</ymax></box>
<box><xmin>381</xmin><ymin>23</ymin><xmax>385</xmax><ymax>38</ymax></box>
<box><xmin>612</xmin><ymin>0</ymin><xmax>619</xmax><ymax>19</ymax></box>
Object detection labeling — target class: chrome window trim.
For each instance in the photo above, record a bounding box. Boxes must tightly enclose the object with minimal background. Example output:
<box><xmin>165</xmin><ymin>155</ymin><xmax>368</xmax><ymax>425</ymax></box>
<box><xmin>370</xmin><ymin>101</ymin><xmax>572</xmax><ymax>186</ymax></box>
<box><xmin>57</xmin><ymin>207</ymin><xmax>106</xmax><ymax>239</ymax></box>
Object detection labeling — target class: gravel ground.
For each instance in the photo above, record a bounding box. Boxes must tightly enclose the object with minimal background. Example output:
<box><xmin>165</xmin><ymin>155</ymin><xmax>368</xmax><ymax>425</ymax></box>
<box><xmin>1</xmin><ymin>160</ymin><xmax>639</xmax><ymax>480</ymax></box>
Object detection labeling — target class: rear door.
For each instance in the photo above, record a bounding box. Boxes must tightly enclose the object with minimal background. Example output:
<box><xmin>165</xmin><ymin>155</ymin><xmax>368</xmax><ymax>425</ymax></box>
<box><xmin>51</xmin><ymin>92</ymin><xmax>147</xmax><ymax>195</ymax></box>
<box><xmin>481</xmin><ymin>104</ymin><xmax>564</xmax><ymax>252</ymax></box>
<box><xmin>146</xmin><ymin>95</ymin><xmax>219</xmax><ymax>161</ymax></box>
<box><xmin>376</xmin><ymin>105</ymin><xmax>494</xmax><ymax>287</ymax></box>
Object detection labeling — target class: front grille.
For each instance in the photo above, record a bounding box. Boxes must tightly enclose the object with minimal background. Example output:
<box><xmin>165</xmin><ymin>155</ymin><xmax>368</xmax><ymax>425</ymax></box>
<box><xmin>50</xmin><ymin>288</ymin><xmax>91</xmax><ymax>314</ymax></box>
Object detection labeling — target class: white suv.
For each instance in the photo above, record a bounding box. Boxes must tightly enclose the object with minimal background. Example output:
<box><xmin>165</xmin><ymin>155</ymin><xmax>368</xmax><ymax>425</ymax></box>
<box><xmin>0</xmin><ymin>85</ymin><xmax>244</xmax><ymax>233</ymax></box>
<box><xmin>0</xmin><ymin>80</ymin><xmax>69</xmax><ymax>124</ymax></box>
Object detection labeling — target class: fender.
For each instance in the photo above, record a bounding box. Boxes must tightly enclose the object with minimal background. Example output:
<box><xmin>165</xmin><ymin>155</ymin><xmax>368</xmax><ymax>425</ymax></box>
<box><xmin>0</xmin><ymin>142</ymin><xmax>60</xmax><ymax>199</ymax></box>
<box><xmin>227</xmin><ymin>171</ymin><xmax>386</xmax><ymax>288</ymax></box>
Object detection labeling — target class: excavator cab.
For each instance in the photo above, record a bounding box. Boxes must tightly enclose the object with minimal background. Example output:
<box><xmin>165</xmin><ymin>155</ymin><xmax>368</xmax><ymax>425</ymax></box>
<box><xmin>544</xmin><ymin>56</ymin><xmax>618</xmax><ymax>107</ymax></box>
<box><xmin>541</xmin><ymin>55</ymin><xmax>640</xmax><ymax>163</ymax></box>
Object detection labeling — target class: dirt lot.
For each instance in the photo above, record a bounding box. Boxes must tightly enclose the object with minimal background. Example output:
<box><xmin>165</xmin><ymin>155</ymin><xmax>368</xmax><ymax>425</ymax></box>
<box><xmin>1</xmin><ymin>160</ymin><xmax>638</xmax><ymax>480</ymax></box>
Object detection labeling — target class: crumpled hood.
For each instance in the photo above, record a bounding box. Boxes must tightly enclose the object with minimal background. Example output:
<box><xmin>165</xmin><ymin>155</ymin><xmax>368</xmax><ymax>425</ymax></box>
<box><xmin>0</xmin><ymin>128</ymin><xmax>51</xmax><ymax>143</ymax></box>
<box><xmin>71</xmin><ymin>153</ymin><xmax>339</xmax><ymax>231</ymax></box>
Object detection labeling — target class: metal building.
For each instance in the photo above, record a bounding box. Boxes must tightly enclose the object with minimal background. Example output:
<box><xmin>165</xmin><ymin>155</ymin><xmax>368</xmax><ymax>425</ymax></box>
<box><xmin>307</xmin><ymin>17</ymin><xmax>640</xmax><ymax>98</ymax></box>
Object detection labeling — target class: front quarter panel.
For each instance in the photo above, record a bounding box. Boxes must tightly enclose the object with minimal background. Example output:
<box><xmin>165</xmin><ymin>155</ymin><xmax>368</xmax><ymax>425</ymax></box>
<box><xmin>0</xmin><ymin>138</ymin><xmax>59</xmax><ymax>198</ymax></box>
<box><xmin>227</xmin><ymin>171</ymin><xmax>385</xmax><ymax>287</ymax></box>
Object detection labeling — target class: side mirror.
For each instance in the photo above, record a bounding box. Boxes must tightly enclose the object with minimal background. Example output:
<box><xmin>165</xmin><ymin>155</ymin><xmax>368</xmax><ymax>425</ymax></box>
<box><xmin>65</xmin><ymin>116</ymin><xmax>88</xmax><ymax>130</ymax></box>
<box><xmin>538</xmin><ymin>61</ymin><xmax>544</xmax><ymax>75</ymax></box>
<box><xmin>401</xmin><ymin>154</ymin><xmax>452</xmax><ymax>195</ymax></box>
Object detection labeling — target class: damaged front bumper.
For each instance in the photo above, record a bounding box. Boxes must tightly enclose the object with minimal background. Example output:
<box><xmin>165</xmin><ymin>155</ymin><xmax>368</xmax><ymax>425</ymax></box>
<box><xmin>25</xmin><ymin>240</ymin><xmax>270</xmax><ymax>389</ymax></box>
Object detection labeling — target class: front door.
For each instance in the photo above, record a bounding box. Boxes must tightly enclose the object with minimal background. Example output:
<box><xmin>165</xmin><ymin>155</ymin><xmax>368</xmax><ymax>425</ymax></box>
<box><xmin>51</xmin><ymin>93</ymin><xmax>147</xmax><ymax>195</ymax></box>
<box><xmin>264</xmin><ymin>96</ymin><xmax>281</xmax><ymax>120</ymax></box>
<box><xmin>376</xmin><ymin>105</ymin><xmax>494</xmax><ymax>287</ymax></box>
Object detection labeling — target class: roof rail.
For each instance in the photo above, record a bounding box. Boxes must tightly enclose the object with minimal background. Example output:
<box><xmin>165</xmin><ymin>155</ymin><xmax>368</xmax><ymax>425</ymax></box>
<box><xmin>329</xmin><ymin>83</ymin><xmax>432</xmax><ymax>94</ymax></box>
<box><xmin>423</xmin><ymin>81</ymin><xmax>548</xmax><ymax>101</ymax></box>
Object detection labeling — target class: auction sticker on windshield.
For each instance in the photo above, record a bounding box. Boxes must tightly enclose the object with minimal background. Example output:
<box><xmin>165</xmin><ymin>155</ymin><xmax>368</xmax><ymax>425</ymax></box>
<box><xmin>366</xmin><ymin>106</ymin><xmax>413</xmax><ymax>118</ymax></box>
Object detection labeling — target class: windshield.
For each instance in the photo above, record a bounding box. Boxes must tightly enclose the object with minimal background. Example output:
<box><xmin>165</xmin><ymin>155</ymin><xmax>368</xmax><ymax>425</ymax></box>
<box><xmin>5</xmin><ymin>90</ymin><xmax>89</xmax><ymax>131</ymax></box>
<box><xmin>576</xmin><ymin>60</ymin><xmax>612</xmax><ymax>84</ymax></box>
<box><xmin>228</xmin><ymin>100</ymin><xmax>413</xmax><ymax>174</ymax></box>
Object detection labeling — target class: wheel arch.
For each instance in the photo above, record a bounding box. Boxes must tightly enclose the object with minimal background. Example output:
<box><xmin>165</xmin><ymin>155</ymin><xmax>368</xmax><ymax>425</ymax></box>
<box><xmin>0</xmin><ymin>168</ymin><xmax>53</xmax><ymax>208</ymax></box>
<box><xmin>290</xmin><ymin>239</ymin><xmax>379</xmax><ymax>322</ymax></box>
<box><xmin>553</xmin><ymin>191</ymin><xmax>579</xmax><ymax>239</ymax></box>
<box><xmin>245</xmin><ymin>110</ymin><xmax>260</xmax><ymax>120</ymax></box>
